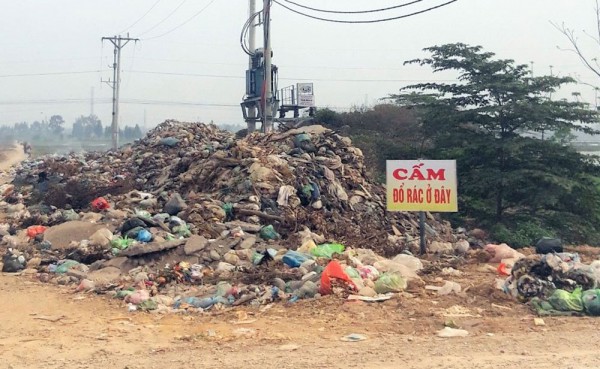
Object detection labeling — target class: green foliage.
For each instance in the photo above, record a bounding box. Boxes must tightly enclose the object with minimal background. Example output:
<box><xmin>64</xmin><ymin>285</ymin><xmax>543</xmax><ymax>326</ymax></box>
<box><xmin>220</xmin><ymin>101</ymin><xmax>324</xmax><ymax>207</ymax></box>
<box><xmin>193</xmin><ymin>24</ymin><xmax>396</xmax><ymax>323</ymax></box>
<box><xmin>388</xmin><ymin>43</ymin><xmax>600</xmax><ymax>245</ymax></box>
<box><xmin>490</xmin><ymin>222</ymin><xmax>555</xmax><ymax>248</ymax></box>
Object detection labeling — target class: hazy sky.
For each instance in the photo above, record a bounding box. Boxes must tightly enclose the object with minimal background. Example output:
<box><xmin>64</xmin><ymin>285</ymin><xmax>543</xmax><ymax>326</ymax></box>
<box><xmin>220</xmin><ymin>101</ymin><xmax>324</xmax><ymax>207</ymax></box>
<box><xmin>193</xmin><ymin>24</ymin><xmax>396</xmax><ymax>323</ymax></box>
<box><xmin>0</xmin><ymin>0</ymin><xmax>598</xmax><ymax>128</ymax></box>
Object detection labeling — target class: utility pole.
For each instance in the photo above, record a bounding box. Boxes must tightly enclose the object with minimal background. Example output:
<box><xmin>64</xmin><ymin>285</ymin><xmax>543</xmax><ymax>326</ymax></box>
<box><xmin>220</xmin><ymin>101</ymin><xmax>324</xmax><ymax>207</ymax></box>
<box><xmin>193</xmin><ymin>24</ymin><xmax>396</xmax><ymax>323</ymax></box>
<box><xmin>263</xmin><ymin>0</ymin><xmax>273</xmax><ymax>133</ymax></box>
<box><xmin>90</xmin><ymin>87</ymin><xmax>95</xmax><ymax>116</ymax></box>
<box><xmin>101</xmin><ymin>35</ymin><xmax>139</xmax><ymax>150</ymax></box>
<box><xmin>247</xmin><ymin>0</ymin><xmax>257</xmax><ymax>133</ymax></box>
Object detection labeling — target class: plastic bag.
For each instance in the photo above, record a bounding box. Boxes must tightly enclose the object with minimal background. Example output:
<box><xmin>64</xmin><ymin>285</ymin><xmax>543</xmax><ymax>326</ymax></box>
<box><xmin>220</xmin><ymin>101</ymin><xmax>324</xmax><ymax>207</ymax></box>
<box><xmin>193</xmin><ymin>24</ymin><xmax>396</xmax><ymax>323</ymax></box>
<box><xmin>136</xmin><ymin>229</ymin><xmax>152</xmax><ymax>242</ymax></box>
<box><xmin>259</xmin><ymin>225</ymin><xmax>280</xmax><ymax>240</ymax></box>
<box><xmin>282</xmin><ymin>250</ymin><xmax>312</xmax><ymax>268</ymax></box>
<box><xmin>319</xmin><ymin>260</ymin><xmax>357</xmax><ymax>295</ymax></box>
<box><xmin>374</xmin><ymin>272</ymin><xmax>407</xmax><ymax>294</ymax></box>
<box><xmin>111</xmin><ymin>237</ymin><xmax>133</xmax><ymax>250</ymax></box>
<box><xmin>582</xmin><ymin>289</ymin><xmax>600</xmax><ymax>316</ymax></box>
<box><xmin>172</xmin><ymin>225</ymin><xmax>191</xmax><ymax>238</ymax></box>
<box><xmin>547</xmin><ymin>288</ymin><xmax>584</xmax><ymax>312</ymax></box>
<box><xmin>91</xmin><ymin>197</ymin><xmax>110</xmax><ymax>211</ymax></box>
<box><xmin>358</xmin><ymin>265</ymin><xmax>380</xmax><ymax>280</ymax></box>
<box><xmin>345</xmin><ymin>266</ymin><xmax>360</xmax><ymax>279</ymax></box>
<box><xmin>484</xmin><ymin>243</ymin><xmax>524</xmax><ymax>263</ymax></box>
<box><xmin>391</xmin><ymin>254</ymin><xmax>423</xmax><ymax>273</ymax></box>
<box><xmin>373</xmin><ymin>259</ymin><xmax>418</xmax><ymax>279</ymax></box>
<box><xmin>54</xmin><ymin>260</ymin><xmax>81</xmax><ymax>274</ymax></box>
<box><xmin>311</xmin><ymin>243</ymin><xmax>345</xmax><ymax>258</ymax></box>
<box><xmin>26</xmin><ymin>225</ymin><xmax>47</xmax><ymax>239</ymax></box>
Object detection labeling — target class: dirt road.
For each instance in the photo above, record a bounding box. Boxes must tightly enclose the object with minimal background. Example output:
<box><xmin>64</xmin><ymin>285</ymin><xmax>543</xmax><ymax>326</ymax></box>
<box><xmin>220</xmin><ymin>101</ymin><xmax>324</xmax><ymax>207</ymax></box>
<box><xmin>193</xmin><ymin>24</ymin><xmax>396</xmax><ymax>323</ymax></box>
<box><xmin>0</xmin><ymin>273</ymin><xmax>599</xmax><ymax>369</ymax></box>
<box><xmin>0</xmin><ymin>143</ymin><xmax>26</xmax><ymax>184</ymax></box>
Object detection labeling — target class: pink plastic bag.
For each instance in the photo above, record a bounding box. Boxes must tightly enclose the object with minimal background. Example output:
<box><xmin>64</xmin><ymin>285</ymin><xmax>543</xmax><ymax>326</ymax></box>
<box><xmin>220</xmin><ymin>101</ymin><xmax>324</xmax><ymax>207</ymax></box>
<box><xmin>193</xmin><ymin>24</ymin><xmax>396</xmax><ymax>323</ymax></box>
<box><xmin>484</xmin><ymin>243</ymin><xmax>524</xmax><ymax>263</ymax></box>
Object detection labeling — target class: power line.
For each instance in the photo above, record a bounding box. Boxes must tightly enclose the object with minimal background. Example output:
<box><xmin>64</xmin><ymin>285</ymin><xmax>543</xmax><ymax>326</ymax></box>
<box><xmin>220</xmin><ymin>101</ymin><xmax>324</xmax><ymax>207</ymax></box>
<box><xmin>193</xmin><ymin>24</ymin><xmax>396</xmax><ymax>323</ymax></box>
<box><xmin>280</xmin><ymin>0</ymin><xmax>424</xmax><ymax>14</ymax></box>
<box><xmin>124</xmin><ymin>69</ymin><xmax>458</xmax><ymax>82</ymax></box>
<box><xmin>273</xmin><ymin>0</ymin><xmax>459</xmax><ymax>24</ymax></box>
<box><xmin>0</xmin><ymin>70</ymin><xmax>101</xmax><ymax>78</ymax></box>
<box><xmin>116</xmin><ymin>0</ymin><xmax>163</xmax><ymax>35</ymax></box>
<box><xmin>142</xmin><ymin>0</ymin><xmax>219</xmax><ymax>40</ymax></box>
<box><xmin>137</xmin><ymin>0</ymin><xmax>188</xmax><ymax>37</ymax></box>
<box><xmin>126</xmin><ymin>70</ymin><xmax>241</xmax><ymax>79</ymax></box>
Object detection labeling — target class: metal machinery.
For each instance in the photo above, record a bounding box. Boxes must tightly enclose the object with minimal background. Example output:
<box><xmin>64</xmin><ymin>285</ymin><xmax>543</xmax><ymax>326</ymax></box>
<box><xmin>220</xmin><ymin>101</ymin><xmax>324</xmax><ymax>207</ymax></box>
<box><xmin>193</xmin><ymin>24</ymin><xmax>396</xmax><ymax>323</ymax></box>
<box><xmin>240</xmin><ymin>1</ymin><xmax>316</xmax><ymax>132</ymax></box>
<box><xmin>240</xmin><ymin>48</ymin><xmax>280</xmax><ymax>126</ymax></box>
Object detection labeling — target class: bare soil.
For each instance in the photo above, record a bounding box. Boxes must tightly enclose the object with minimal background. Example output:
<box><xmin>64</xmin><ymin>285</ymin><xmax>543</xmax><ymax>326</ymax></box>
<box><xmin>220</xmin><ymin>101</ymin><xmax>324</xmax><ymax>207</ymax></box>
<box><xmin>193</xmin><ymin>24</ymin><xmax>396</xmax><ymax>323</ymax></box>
<box><xmin>1</xmin><ymin>270</ymin><xmax>600</xmax><ymax>369</ymax></box>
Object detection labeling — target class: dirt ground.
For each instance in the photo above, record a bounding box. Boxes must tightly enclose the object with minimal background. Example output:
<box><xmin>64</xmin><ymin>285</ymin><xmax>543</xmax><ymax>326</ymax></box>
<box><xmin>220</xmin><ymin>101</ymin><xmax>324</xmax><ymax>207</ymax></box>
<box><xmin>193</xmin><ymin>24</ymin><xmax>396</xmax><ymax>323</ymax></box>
<box><xmin>0</xmin><ymin>143</ymin><xmax>26</xmax><ymax>184</ymax></box>
<box><xmin>1</xmin><ymin>268</ymin><xmax>600</xmax><ymax>369</ymax></box>
<box><xmin>2</xmin><ymin>144</ymin><xmax>600</xmax><ymax>369</ymax></box>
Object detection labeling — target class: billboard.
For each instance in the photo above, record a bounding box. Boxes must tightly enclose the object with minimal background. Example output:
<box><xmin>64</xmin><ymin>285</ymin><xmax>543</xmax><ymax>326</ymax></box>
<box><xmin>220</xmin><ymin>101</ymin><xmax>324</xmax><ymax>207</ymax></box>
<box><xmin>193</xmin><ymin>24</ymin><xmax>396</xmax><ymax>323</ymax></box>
<box><xmin>386</xmin><ymin>160</ymin><xmax>458</xmax><ymax>212</ymax></box>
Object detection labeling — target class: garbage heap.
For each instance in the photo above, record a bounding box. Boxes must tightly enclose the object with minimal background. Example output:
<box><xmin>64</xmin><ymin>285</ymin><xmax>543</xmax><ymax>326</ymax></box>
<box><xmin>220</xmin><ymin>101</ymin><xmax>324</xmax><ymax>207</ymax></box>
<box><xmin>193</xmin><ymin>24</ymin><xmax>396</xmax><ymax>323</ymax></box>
<box><xmin>501</xmin><ymin>252</ymin><xmax>600</xmax><ymax>316</ymax></box>
<box><xmin>0</xmin><ymin>120</ymin><xmax>467</xmax><ymax>313</ymax></box>
<box><xmin>8</xmin><ymin>120</ymin><xmax>454</xmax><ymax>256</ymax></box>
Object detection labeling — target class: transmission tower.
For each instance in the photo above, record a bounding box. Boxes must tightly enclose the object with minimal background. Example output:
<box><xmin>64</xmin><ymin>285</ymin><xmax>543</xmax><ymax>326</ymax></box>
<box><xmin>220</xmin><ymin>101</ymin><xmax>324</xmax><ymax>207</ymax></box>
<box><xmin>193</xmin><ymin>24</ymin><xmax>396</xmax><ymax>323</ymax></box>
<box><xmin>101</xmin><ymin>35</ymin><xmax>139</xmax><ymax>149</ymax></box>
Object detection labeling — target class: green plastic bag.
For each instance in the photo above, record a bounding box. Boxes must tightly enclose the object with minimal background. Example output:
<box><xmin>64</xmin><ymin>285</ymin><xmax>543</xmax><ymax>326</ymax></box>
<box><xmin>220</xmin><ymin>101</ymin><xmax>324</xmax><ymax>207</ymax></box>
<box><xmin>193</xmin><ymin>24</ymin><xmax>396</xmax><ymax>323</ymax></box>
<box><xmin>138</xmin><ymin>299</ymin><xmax>158</xmax><ymax>311</ymax></box>
<box><xmin>345</xmin><ymin>266</ymin><xmax>360</xmax><ymax>279</ymax></box>
<box><xmin>62</xmin><ymin>209</ymin><xmax>79</xmax><ymax>221</ymax></box>
<box><xmin>111</xmin><ymin>237</ymin><xmax>133</xmax><ymax>250</ymax></box>
<box><xmin>530</xmin><ymin>297</ymin><xmax>578</xmax><ymax>316</ymax></box>
<box><xmin>374</xmin><ymin>272</ymin><xmax>407</xmax><ymax>294</ymax></box>
<box><xmin>548</xmin><ymin>288</ymin><xmax>584</xmax><ymax>312</ymax></box>
<box><xmin>135</xmin><ymin>209</ymin><xmax>152</xmax><ymax>219</ymax></box>
<box><xmin>222</xmin><ymin>203</ymin><xmax>234</xmax><ymax>217</ymax></box>
<box><xmin>55</xmin><ymin>260</ymin><xmax>80</xmax><ymax>274</ymax></box>
<box><xmin>582</xmin><ymin>289</ymin><xmax>600</xmax><ymax>316</ymax></box>
<box><xmin>311</xmin><ymin>243</ymin><xmax>345</xmax><ymax>259</ymax></box>
<box><xmin>116</xmin><ymin>289</ymin><xmax>135</xmax><ymax>299</ymax></box>
<box><xmin>172</xmin><ymin>225</ymin><xmax>191</xmax><ymax>238</ymax></box>
<box><xmin>259</xmin><ymin>225</ymin><xmax>280</xmax><ymax>240</ymax></box>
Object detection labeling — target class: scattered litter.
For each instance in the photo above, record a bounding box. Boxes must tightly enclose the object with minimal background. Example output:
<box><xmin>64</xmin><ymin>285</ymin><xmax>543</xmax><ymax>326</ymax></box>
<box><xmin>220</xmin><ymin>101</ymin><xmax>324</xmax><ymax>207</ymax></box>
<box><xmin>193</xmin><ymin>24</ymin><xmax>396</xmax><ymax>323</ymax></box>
<box><xmin>347</xmin><ymin>294</ymin><xmax>393</xmax><ymax>302</ymax></box>
<box><xmin>437</xmin><ymin>327</ymin><xmax>469</xmax><ymax>338</ymax></box>
<box><xmin>340</xmin><ymin>334</ymin><xmax>368</xmax><ymax>342</ymax></box>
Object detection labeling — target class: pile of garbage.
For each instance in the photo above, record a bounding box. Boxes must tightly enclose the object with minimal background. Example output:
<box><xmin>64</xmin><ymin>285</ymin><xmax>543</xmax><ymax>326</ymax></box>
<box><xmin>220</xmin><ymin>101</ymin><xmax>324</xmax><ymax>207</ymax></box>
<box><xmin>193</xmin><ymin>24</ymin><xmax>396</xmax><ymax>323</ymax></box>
<box><xmin>6</xmin><ymin>121</ymin><xmax>455</xmax><ymax>256</ymax></box>
<box><xmin>0</xmin><ymin>121</ymin><xmax>470</xmax><ymax>312</ymax></box>
<box><xmin>497</xmin><ymin>243</ymin><xmax>600</xmax><ymax>316</ymax></box>
<box><xmin>1</xmin><ymin>223</ymin><xmax>428</xmax><ymax>312</ymax></box>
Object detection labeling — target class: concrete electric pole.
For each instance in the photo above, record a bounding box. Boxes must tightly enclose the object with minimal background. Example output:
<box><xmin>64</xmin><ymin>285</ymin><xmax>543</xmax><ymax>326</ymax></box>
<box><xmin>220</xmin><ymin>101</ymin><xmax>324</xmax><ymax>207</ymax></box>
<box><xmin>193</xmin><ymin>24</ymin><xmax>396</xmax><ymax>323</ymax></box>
<box><xmin>262</xmin><ymin>0</ymin><xmax>273</xmax><ymax>133</ymax></box>
<box><xmin>101</xmin><ymin>35</ymin><xmax>139</xmax><ymax>150</ymax></box>
<box><xmin>247</xmin><ymin>0</ymin><xmax>257</xmax><ymax>133</ymax></box>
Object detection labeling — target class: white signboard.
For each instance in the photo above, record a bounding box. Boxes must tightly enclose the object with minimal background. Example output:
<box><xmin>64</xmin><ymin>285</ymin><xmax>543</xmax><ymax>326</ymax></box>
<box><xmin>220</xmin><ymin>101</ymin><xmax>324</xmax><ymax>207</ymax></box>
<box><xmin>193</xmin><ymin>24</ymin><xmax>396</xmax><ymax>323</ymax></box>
<box><xmin>298</xmin><ymin>94</ymin><xmax>315</xmax><ymax>107</ymax></box>
<box><xmin>297</xmin><ymin>83</ymin><xmax>314</xmax><ymax>95</ymax></box>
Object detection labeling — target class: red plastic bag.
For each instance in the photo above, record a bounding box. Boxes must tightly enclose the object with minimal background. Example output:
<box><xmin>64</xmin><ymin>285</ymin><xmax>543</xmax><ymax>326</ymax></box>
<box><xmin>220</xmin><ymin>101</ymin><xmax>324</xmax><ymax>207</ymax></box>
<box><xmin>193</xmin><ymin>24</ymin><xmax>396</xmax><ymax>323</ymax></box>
<box><xmin>497</xmin><ymin>263</ymin><xmax>510</xmax><ymax>276</ymax></box>
<box><xmin>27</xmin><ymin>225</ymin><xmax>47</xmax><ymax>239</ymax></box>
<box><xmin>319</xmin><ymin>260</ymin><xmax>357</xmax><ymax>295</ymax></box>
<box><xmin>91</xmin><ymin>197</ymin><xmax>110</xmax><ymax>211</ymax></box>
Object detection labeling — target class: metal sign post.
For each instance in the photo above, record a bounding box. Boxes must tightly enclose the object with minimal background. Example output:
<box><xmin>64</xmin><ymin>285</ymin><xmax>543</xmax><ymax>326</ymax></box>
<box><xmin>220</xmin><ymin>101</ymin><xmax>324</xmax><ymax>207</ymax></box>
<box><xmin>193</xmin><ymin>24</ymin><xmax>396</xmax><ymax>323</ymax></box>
<box><xmin>419</xmin><ymin>211</ymin><xmax>426</xmax><ymax>255</ymax></box>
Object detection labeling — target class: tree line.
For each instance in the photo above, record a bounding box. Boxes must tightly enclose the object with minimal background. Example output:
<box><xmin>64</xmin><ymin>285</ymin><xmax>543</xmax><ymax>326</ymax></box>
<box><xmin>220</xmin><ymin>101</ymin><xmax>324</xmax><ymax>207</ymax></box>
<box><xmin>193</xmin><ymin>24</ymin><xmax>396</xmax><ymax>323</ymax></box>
<box><xmin>0</xmin><ymin>114</ymin><xmax>144</xmax><ymax>143</ymax></box>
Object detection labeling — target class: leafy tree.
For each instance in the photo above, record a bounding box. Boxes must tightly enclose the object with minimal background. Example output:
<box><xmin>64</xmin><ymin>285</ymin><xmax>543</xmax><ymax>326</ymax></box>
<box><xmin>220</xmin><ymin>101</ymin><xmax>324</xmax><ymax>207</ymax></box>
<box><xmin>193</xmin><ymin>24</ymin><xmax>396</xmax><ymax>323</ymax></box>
<box><xmin>390</xmin><ymin>43</ymin><xmax>600</xmax><ymax>244</ymax></box>
<box><xmin>48</xmin><ymin>115</ymin><xmax>65</xmax><ymax>135</ymax></box>
<box><xmin>72</xmin><ymin>115</ymin><xmax>102</xmax><ymax>139</ymax></box>
<box><xmin>132</xmin><ymin>124</ymin><xmax>143</xmax><ymax>139</ymax></box>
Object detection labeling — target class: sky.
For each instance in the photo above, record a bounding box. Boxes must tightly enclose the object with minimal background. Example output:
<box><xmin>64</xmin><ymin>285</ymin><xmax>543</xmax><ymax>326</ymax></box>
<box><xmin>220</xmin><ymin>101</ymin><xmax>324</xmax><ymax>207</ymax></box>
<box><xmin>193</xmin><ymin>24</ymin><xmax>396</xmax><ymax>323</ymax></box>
<box><xmin>0</xmin><ymin>0</ymin><xmax>598</xmax><ymax>129</ymax></box>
